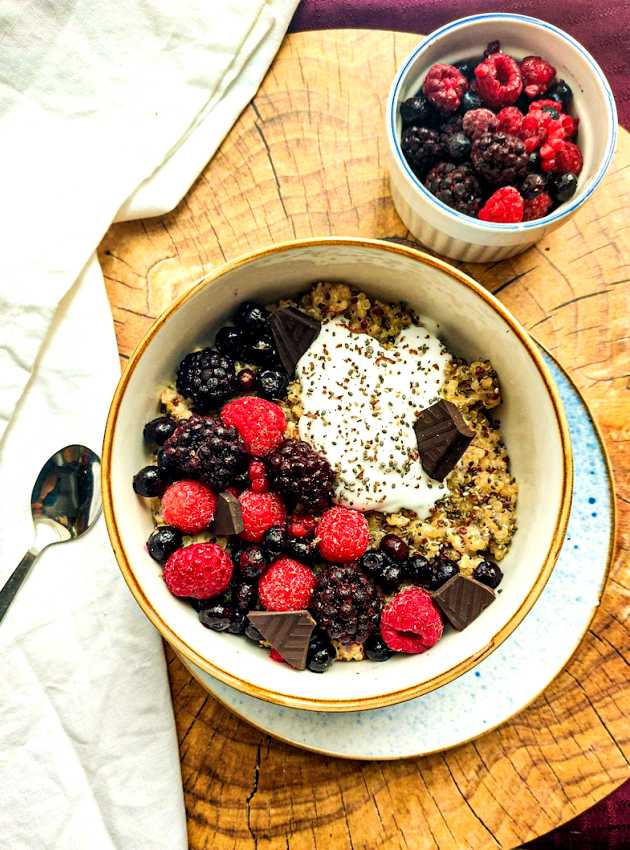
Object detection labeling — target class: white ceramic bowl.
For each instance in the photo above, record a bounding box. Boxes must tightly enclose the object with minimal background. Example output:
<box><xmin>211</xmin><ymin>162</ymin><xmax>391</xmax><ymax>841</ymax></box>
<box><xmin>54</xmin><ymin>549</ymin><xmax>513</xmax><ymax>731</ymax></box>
<box><xmin>102</xmin><ymin>238</ymin><xmax>573</xmax><ymax>712</ymax></box>
<box><xmin>386</xmin><ymin>13</ymin><xmax>617</xmax><ymax>263</ymax></box>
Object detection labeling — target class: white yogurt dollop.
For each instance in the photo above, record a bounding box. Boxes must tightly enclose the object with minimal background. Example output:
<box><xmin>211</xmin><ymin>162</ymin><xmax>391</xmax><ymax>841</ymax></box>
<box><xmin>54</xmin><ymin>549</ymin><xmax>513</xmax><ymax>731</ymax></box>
<box><xmin>296</xmin><ymin>316</ymin><xmax>452</xmax><ymax>516</ymax></box>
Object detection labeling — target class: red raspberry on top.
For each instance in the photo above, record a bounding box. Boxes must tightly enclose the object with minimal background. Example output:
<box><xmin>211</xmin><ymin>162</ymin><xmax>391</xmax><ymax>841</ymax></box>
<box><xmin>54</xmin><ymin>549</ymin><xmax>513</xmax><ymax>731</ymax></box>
<box><xmin>474</xmin><ymin>53</ymin><xmax>523</xmax><ymax>109</ymax></box>
<box><xmin>248</xmin><ymin>460</ymin><xmax>269</xmax><ymax>493</ymax></box>
<box><xmin>221</xmin><ymin>396</ymin><xmax>286</xmax><ymax>457</ymax></box>
<box><xmin>380</xmin><ymin>587</ymin><xmax>443</xmax><ymax>653</ymax></box>
<box><xmin>258</xmin><ymin>557</ymin><xmax>316</xmax><ymax>611</ymax></box>
<box><xmin>479</xmin><ymin>186</ymin><xmax>524</xmax><ymax>223</ymax></box>
<box><xmin>316</xmin><ymin>506</ymin><xmax>369</xmax><ymax>563</ymax></box>
<box><xmin>520</xmin><ymin>55</ymin><xmax>556</xmax><ymax>99</ymax></box>
<box><xmin>496</xmin><ymin>106</ymin><xmax>524</xmax><ymax>136</ymax></box>
<box><xmin>161</xmin><ymin>480</ymin><xmax>216</xmax><ymax>534</ymax></box>
<box><xmin>523</xmin><ymin>192</ymin><xmax>553</xmax><ymax>221</ymax></box>
<box><xmin>423</xmin><ymin>63</ymin><xmax>468</xmax><ymax>113</ymax></box>
<box><xmin>519</xmin><ymin>110</ymin><xmax>551</xmax><ymax>152</ymax></box>
<box><xmin>163</xmin><ymin>542</ymin><xmax>233</xmax><ymax>599</ymax></box>
<box><xmin>540</xmin><ymin>139</ymin><xmax>583</xmax><ymax>174</ymax></box>
<box><xmin>239</xmin><ymin>489</ymin><xmax>286</xmax><ymax>542</ymax></box>
<box><xmin>287</xmin><ymin>514</ymin><xmax>317</xmax><ymax>538</ymax></box>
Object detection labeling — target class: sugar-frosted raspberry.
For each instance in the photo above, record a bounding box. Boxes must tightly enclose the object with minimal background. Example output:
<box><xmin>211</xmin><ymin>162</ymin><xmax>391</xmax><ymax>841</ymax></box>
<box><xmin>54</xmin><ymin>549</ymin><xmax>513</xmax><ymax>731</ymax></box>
<box><xmin>529</xmin><ymin>98</ymin><xmax>563</xmax><ymax>113</ymax></box>
<box><xmin>248</xmin><ymin>460</ymin><xmax>269</xmax><ymax>493</ymax></box>
<box><xmin>258</xmin><ymin>557</ymin><xmax>316</xmax><ymax>611</ymax></box>
<box><xmin>479</xmin><ymin>187</ymin><xmax>524</xmax><ymax>223</ymax></box>
<box><xmin>221</xmin><ymin>396</ymin><xmax>286</xmax><ymax>456</ymax></box>
<box><xmin>316</xmin><ymin>506</ymin><xmax>369</xmax><ymax>563</ymax></box>
<box><xmin>523</xmin><ymin>192</ymin><xmax>553</xmax><ymax>221</ymax></box>
<box><xmin>520</xmin><ymin>55</ymin><xmax>556</xmax><ymax>98</ymax></box>
<box><xmin>161</xmin><ymin>480</ymin><xmax>217</xmax><ymax>534</ymax></box>
<box><xmin>422</xmin><ymin>63</ymin><xmax>468</xmax><ymax>113</ymax></box>
<box><xmin>496</xmin><ymin>106</ymin><xmax>524</xmax><ymax>136</ymax></box>
<box><xmin>462</xmin><ymin>108</ymin><xmax>498</xmax><ymax>140</ymax></box>
<box><xmin>380</xmin><ymin>587</ymin><xmax>443</xmax><ymax>653</ymax></box>
<box><xmin>287</xmin><ymin>514</ymin><xmax>317</xmax><ymax>538</ymax></box>
<box><xmin>519</xmin><ymin>110</ymin><xmax>551</xmax><ymax>152</ymax></box>
<box><xmin>239</xmin><ymin>489</ymin><xmax>286</xmax><ymax>542</ymax></box>
<box><xmin>540</xmin><ymin>139</ymin><xmax>583</xmax><ymax>175</ymax></box>
<box><xmin>163</xmin><ymin>543</ymin><xmax>233</xmax><ymax>599</ymax></box>
<box><xmin>474</xmin><ymin>53</ymin><xmax>523</xmax><ymax>109</ymax></box>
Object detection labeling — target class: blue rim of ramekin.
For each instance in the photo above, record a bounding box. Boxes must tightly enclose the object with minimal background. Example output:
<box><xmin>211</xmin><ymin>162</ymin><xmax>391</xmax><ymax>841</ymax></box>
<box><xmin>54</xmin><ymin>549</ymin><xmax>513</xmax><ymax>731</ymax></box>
<box><xmin>387</xmin><ymin>12</ymin><xmax>618</xmax><ymax>231</ymax></box>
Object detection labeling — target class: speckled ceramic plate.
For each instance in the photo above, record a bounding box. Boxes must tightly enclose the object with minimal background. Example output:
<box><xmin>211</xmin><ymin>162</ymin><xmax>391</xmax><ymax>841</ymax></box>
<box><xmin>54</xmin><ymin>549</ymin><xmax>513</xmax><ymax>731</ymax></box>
<box><xmin>180</xmin><ymin>353</ymin><xmax>614</xmax><ymax>759</ymax></box>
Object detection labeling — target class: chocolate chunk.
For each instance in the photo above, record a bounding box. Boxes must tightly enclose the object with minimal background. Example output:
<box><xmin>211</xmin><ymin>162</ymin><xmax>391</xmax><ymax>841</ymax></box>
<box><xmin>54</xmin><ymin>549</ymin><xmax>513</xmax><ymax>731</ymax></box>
<box><xmin>270</xmin><ymin>307</ymin><xmax>321</xmax><ymax>374</ymax></box>
<box><xmin>213</xmin><ymin>491</ymin><xmax>244</xmax><ymax>536</ymax></box>
<box><xmin>432</xmin><ymin>574</ymin><xmax>495</xmax><ymax>631</ymax></box>
<box><xmin>414</xmin><ymin>399</ymin><xmax>475</xmax><ymax>481</ymax></box>
<box><xmin>247</xmin><ymin>610</ymin><xmax>316</xmax><ymax>670</ymax></box>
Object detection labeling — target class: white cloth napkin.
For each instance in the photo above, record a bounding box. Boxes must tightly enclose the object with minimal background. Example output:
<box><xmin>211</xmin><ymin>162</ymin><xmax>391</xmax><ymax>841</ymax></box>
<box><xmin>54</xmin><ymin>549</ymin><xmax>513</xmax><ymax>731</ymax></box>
<box><xmin>0</xmin><ymin>2</ymin><xmax>298</xmax><ymax>848</ymax></box>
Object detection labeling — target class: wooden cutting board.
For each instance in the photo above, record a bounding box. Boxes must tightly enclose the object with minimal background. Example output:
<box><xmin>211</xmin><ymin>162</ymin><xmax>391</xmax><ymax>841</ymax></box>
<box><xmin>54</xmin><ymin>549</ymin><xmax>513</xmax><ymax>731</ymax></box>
<box><xmin>99</xmin><ymin>30</ymin><xmax>630</xmax><ymax>850</ymax></box>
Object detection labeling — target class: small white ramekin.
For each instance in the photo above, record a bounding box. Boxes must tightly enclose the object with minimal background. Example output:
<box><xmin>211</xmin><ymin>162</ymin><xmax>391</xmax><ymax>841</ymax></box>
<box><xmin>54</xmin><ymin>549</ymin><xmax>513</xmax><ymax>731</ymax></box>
<box><xmin>386</xmin><ymin>13</ymin><xmax>617</xmax><ymax>263</ymax></box>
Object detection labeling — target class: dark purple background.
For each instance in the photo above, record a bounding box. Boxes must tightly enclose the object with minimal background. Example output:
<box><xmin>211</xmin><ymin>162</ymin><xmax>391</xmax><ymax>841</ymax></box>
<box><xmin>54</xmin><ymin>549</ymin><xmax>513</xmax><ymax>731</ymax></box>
<box><xmin>289</xmin><ymin>3</ymin><xmax>629</xmax><ymax>847</ymax></box>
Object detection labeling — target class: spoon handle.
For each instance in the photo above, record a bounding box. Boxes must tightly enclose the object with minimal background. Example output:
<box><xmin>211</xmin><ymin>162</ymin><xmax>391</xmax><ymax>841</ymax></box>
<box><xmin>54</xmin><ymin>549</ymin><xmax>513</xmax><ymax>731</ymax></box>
<box><xmin>0</xmin><ymin>549</ymin><xmax>39</xmax><ymax>625</ymax></box>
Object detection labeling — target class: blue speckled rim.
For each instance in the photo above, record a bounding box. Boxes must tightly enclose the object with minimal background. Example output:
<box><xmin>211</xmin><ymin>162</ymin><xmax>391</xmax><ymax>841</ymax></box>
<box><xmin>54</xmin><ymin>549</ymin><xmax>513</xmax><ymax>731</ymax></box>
<box><xmin>387</xmin><ymin>13</ymin><xmax>618</xmax><ymax>230</ymax></box>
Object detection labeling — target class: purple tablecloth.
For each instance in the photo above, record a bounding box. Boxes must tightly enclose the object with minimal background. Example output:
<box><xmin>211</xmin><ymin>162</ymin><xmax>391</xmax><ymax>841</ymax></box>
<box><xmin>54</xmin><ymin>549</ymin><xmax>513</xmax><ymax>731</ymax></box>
<box><xmin>289</xmin><ymin>3</ymin><xmax>629</xmax><ymax>847</ymax></box>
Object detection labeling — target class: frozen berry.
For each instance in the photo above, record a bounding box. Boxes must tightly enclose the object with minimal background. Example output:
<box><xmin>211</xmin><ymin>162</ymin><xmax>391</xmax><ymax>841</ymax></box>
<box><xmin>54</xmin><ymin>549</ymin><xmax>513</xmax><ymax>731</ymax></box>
<box><xmin>245</xmin><ymin>331</ymin><xmax>281</xmax><ymax>367</ymax></box>
<box><xmin>227</xmin><ymin>611</ymin><xmax>247</xmax><ymax>634</ymax></box>
<box><xmin>364</xmin><ymin>633</ymin><xmax>393</xmax><ymax>662</ymax></box>
<box><xmin>497</xmin><ymin>106</ymin><xmax>524</xmax><ymax>136</ymax></box>
<box><xmin>215</xmin><ymin>325</ymin><xmax>247</xmax><ymax>359</ymax></box>
<box><xmin>424</xmin><ymin>162</ymin><xmax>483</xmax><ymax>217</ymax></box>
<box><xmin>259</xmin><ymin>557</ymin><xmax>316</xmax><ymax>611</ymax></box>
<box><xmin>547</xmin><ymin>79</ymin><xmax>573</xmax><ymax>109</ymax></box>
<box><xmin>549</xmin><ymin>171</ymin><xmax>578</xmax><ymax>203</ymax></box>
<box><xmin>483</xmin><ymin>40</ymin><xmax>501</xmax><ymax>58</ymax></box>
<box><xmin>317</xmin><ymin>507</ymin><xmax>370</xmax><ymax>563</ymax></box>
<box><xmin>462</xmin><ymin>108</ymin><xmax>498</xmax><ymax>140</ymax></box>
<box><xmin>425</xmin><ymin>558</ymin><xmax>459</xmax><ymax>590</ymax></box>
<box><xmin>475</xmin><ymin>53</ymin><xmax>523</xmax><ymax>109</ymax></box>
<box><xmin>239</xmin><ymin>489</ymin><xmax>286</xmax><ymax>542</ymax></box>
<box><xmin>221</xmin><ymin>396</ymin><xmax>286</xmax><ymax>456</ymax></box>
<box><xmin>404</xmin><ymin>553</ymin><xmax>432</xmax><ymax>584</ymax></box>
<box><xmin>143</xmin><ymin>416</ymin><xmax>177</xmax><ymax>447</ymax></box>
<box><xmin>232</xmin><ymin>580</ymin><xmax>257</xmax><ymax>612</ymax></box>
<box><xmin>259</xmin><ymin>369</ymin><xmax>289</xmax><ymax>400</ymax></box>
<box><xmin>359</xmin><ymin>550</ymin><xmax>388</xmax><ymax>579</ymax></box>
<box><xmin>473</xmin><ymin>559</ymin><xmax>504</xmax><ymax>589</ymax></box>
<box><xmin>373</xmin><ymin>560</ymin><xmax>404</xmax><ymax>592</ymax></box>
<box><xmin>401</xmin><ymin>126</ymin><xmax>444</xmax><ymax>176</ymax></box>
<box><xmin>400</xmin><ymin>94</ymin><xmax>434</xmax><ymax>128</ymax></box>
<box><xmin>527</xmin><ymin>152</ymin><xmax>541</xmax><ymax>172</ymax></box>
<box><xmin>248</xmin><ymin>459</ymin><xmax>269</xmax><ymax>493</ymax></box>
<box><xmin>198</xmin><ymin>601</ymin><xmax>233</xmax><ymax>631</ymax></box>
<box><xmin>460</xmin><ymin>89</ymin><xmax>483</xmax><ymax>112</ymax></box>
<box><xmin>521</xmin><ymin>172</ymin><xmax>547</xmax><ymax>199</ymax></box>
<box><xmin>287</xmin><ymin>514</ymin><xmax>317</xmax><ymax>538</ymax></box>
<box><xmin>380</xmin><ymin>587</ymin><xmax>443</xmax><ymax>654</ymax></box>
<box><xmin>423</xmin><ymin>63</ymin><xmax>468</xmax><ymax>113</ymax></box>
<box><xmin>238</xmin><ymin>546</ymin><xmax>267</xmax><ymax>580</ymax></box>
<box><xmin>555</xmin><ymin>141</ymin><xmax>583</xmax><ymax>175</ymax></box>
<box><xmin>445</xmin><ymin>131</ymin><xmax>472</xmax><ymax>162</ymax></box>
<box><xmin>523</xmin><ymin>192</ymin><xmax>552</xmax><ymax>221</ymax></box>
<box><xmin>285</xmin><ymin>537</ymin><xmax>317</xmax><ymax>564</ymax></box>
<box><xmin>161</xmin><ymin>480</ymin><xmax>217</xmax><ymax>534</ymax></box>
<box><xmin>454</xmin><ymin>59</ymin><xmax>478</xmax><ymax>80</ymax></box>
<box><xmin>133</xmin><ymin>465</ymin><xmax>167</xmax><ymax>498</ymax></box>
<box><xmin>236</xmin><ymin>368</ymin><xmax>258</xmax><ymax>392</ymax></box>
<box><xmin>310</xmin><ymin>564</ymin><xmax>382</xmax><ymax>644</ymax></box>
<box><xmin>479</xmin><ymin>186</ymin><xmax>524</xmax><ymax>223</ymax></box>
<box><xmin>176</xmin><ymin>348</ymin><xmax>236</xmax><ymax>413</ymax></box>
<box><xmin>472</xmin><ymin>131</ymin><xmax>528</xmax><ymax>185</ymax></box>
<box><xmin>262</xmin><ymin>526</ymin><xmax>288</xmax><ymax>560</ymax></box>
<box><xmin>380</xmin><ymin>534</ymin><xmax>409</xmax><ymax>562</ymax></box>
<box><xmin>520</xmin><ymin>56</ymin><xmax>556</xmax><ymax>99</ymax></box>
<box><xmin>164</xmin><ymin>543</ymin><xmax>233</xmax><ymax>599</ymax></box>
<box><xmin>234</xmin><ymin>301</ymin><xmax>269</xmax><ymax>338</ymax></box>
<box><xmin>147</xmin><ymin>525</ymin><xmax>183</xmax><ymax>564</ymax></box>
<box><xmin>245</xmin><ymin>621</ymin><xmax>264</xmax><ymax>643</ymax></box>
<box><xmin>267</xmin><ymin>439</ymin><xmax>335</xmax><ymax>511</ymax></box>
<box><xmin>306</xmin><ymin>630</ymin><xmax>337</xmax><ymax>673</ymax></box>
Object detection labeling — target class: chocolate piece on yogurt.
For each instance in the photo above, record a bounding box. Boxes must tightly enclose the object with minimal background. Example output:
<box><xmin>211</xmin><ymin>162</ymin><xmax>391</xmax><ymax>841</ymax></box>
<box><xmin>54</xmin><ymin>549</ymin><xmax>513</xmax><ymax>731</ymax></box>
<box><xmin>213</xmin><ymin>492</ymin><xmax>244</xmax><ymax>536</ymax></box>
<box><xmin>247</xmin><ymin>610</ymin><xmax>316</xmax><ymax>670</ymax></box>
<box><xmin>432</xmin><ymin>574</ymin><xmax>495</xmax><ymax>631</ymax></box>
<box><xmin>414</xmin><ymin>399</ymin><xmax>475</xmax><ymax>481</ymax></box>
<box><xmin>270</xmin><ymin>307</ymin><xmax>321</xmax><ymax>374</ymax></box>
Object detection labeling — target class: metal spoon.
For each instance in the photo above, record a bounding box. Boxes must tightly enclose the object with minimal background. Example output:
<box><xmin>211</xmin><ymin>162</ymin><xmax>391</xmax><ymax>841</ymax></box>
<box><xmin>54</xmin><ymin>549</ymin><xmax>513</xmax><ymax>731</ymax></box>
<box><xmin>0</xmin><ymin>445</ymin><xmax>102</xmax><ymax>624</ymax></box>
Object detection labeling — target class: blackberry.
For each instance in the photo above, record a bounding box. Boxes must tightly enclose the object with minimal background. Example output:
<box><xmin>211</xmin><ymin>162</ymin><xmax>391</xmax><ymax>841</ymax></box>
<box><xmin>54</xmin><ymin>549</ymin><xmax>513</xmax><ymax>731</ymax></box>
<box><xmin>379</xmin><ymin>534</ymin><xmax>409</xmax><ymax>562</ymax></box>
<box><xmin>521</xmin><ymin>172</ymin><xmax>547</xmax><ymax>199</ymax></box>
<box><xmin>132</xmin><ymin>466</ymin><xmax>166</xmax><ymax>497</ymax></box>
<box><xmin>147</xmin><ymin>526</ymin><xmax>182</xmax><ymax>564</ymax></box>
<box><xmin>424</xmin><ymin>162</ymin><xmax>483</xmax><ymax>217</ymax></box>
<box><xmin>198</xmin><ymin>601</ymin><xmax>233</xmax><ymax>632</ymax></box>
<box><xmin>215</xmin><ymin>325</ymin><xmax>247</xmax><ymax>359</ymax></box>
<box><xmin>267</xmin><ymin>439</ymin><xmax>335</xmax><ymax>512</ymax></box>
<box><xmin>262</xmin><ymin>526</ymin><xmax>287</xmax><ymax>560</ymax></box>
<box><xmin>176</xmin><ymin>348</ymin><xmax>236</xmax><ymax>412</ymax></box>
<box><xmin>547</xmin><ymin>79</ymin><xmax>573</xmax><ymax>110</ymax></box>
<box><xmin>460</xmin><ymin>89</ymin><xmax>483</xmax><ymax>112</ymax></box>
<box><xmin>549</xmin><ymin>172</ymin><xmax>578</xmax><ymax>204</ymax></box>
<box><xmin>259</xmin><ymin>369</ymin><xmax>289</xmax><ymax>400</ymax></box>
<box><xmin>236</xmin><ymin>368</ymin><xmax>258</xmax><ymax>392</ymax></box>
<box><xmin>143</xmin><ymin>416</ymin><xmax>177</xmax><ymax>447</ymax></box>
<box><xmin>400</xmin><ymin>94</ymin><xmax>434</xmax><ymax>128</ymax></box>
<box><xmin>310</xmin><ymin>564</ymin><xmax>382</xmax><ymax>645</ymax></box>
<box><xmin>158</xmin><ymin>415</ymin><xmax>247</xmax><ymax>491</ymax></box>
<box><xmin>306</xmin><ymin>629</ymin><xmax>337</xmax><ymax>673</ymax></box>
<box><xmin>473</xmin><ymin>559</ymin><xmax>503</xmax><ymax>589</ymax></box>
<box><xmin>401</xmin><ymin>126</ymin><xmax>444</xmax><ymax>176</ymax></box>
<box><xmin>483</xmin><ymin>39</ymin><xmax>501</xmax><ymax>58</ymax></box>
<box><xmin>234</xmin><ymin>301</ymin><xmax>269</xmax><ymax>338</ymax></box>
<box><xmin>364</xmin><ymin>633</ymin><xmax>393</xmax><ymax>662</ymax></box>
<box><xmin>471</xmin><ymin>131</ymin><xmax>528</xmax><ymax>186</ymax></box>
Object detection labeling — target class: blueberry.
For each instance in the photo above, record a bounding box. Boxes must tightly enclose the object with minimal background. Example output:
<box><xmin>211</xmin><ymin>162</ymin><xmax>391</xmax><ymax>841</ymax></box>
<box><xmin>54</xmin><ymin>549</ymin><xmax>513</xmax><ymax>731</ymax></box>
<box><xmin>143</xmin><ymin>416</ymin><xmax>177</xmax><ymax>447</ymax></box>
<box><xmin>147</xmin><ymin>525</ymin><xmax>182</xmax><ymax>564</ymax></box>
<box><xmin>541</xmin><ymin>106</ymin><xmax>560</xmax><ymax>119</ymax></box>
<box><xmin>404</xmin><ymin>554</ymin><xmax>432</xmax><ymax>584</ymax></box>
<box><xmin>285</xmin><ymin>537</ymin><xmax>317</xmax><ymax>564</ymax></box>
<box><xmin>454</xmin><ymin>59</ymin><xmax>478</xmax><ymax>80</ymax></box>
<box><xmin>527</xmin><ymin>152</ymin><xmax>541</xmax><ymax>173</ymax></box>
<box><xmin>427</xmin><ymin>558</ymin><xmax>459</xmax><ymax>590</ymax></box>
<box><xmin>132</xmin><ymin>465</ymin><xmax>166</xmax><ymax>497</ymax></box>
<box><xmin>238</xmin><ymin>546</ymin><xmax>267</xmax><ymax>580</ymax></box>
<box><xmin>306</xmin><ymin>629</ymin><xmax>336</xmax><ymax>673</ymax></box>
<box><xmin>380</xmin><ymin>534</ymin><xmax>409</xmax><ymax>562</ymax></box>
<box><xmin>460</xmin><ymin>90</ymin><xmax>483</xmax><ymax>113</ymax></box>
<box><xmin>377</xmin><ymin>561</ymin><xmax>404</xmax><ymax>592</ymax></box>
<box><xmin>215</xmin><ymin>325</ymin><xmax>247</xmax><ymax>359</ymax></box>
<box><xmin>237</xmin><ymin>367</ymin><xmax>258</xmax><ymax>392</ymax></box>
<box><xmin>547</xmin><ymin>79</ymin><xmax>573</xmax><ymax>109</ymax></box>
<box><xmin>446</xmin><ymin>131</ymin><xmax>472</xmax><ymax>162</ymax></box>
<box><xmin>473</xmin><ymin>559</ymin><xmax>503</xmax><ymax>589</ymax></box>
<box><xmin>359</xmin><ymin>550</ymin><xmax>390</xmax><ymax>579</ymax></box>
<box><xmin>198</xmin><ymin>602</ymin><xmax>233</xmax><ymax>631</ymax></box>
<box><xmin>259</xmin><ymin>369</ymin><xmax>289</xmax><ymax>400</ymax></box>
<box><xmin>400</xmin><ymin>94</ymin><xmax>433</xmax><ymax>128</ymax></box>
<box><xmin>232</xmin><ymin>581</ymin><xmax>257</xmax><ymax>612</ymax></box>
<box><xmin>227</xmin><ymin>611</ymin><xmax>247</xmax><ymax>634</ymax></box>
<box><xmin>262</xmin><ymin>526</ymin><xmax>287</xmax><ymax>560</ymax></box>
<box><xmin>550</xmin><ymin>172</ymin><xmax>578</xmax><ymax>204</ymax></box>
<box><xmin>234</xmin><ymin>301</ymin><xmax>269</xmax><ymax>338</ymax></box>
<box><xmin>245</xmin><ymin>331</ymin><xmax>280</xmax><ymax>366</ymax></box>
<box><xmin>364</xmin><ymin>633</ymin><xmax>393</xmax><ymax>662</ymax></box>
<box><xmin>232</xmin><ymin>471</ymin><xmax>251</xmax><ymax>491</ymax></box>
<box><xmin>521</xmin><ymin>173</ymin><xmax>547</xmax><ymax>199</ymax></box>
<box><xmin>244</xmin><ymin>621</ymin><xmax>264</xmax><ymax>643</ymax></box>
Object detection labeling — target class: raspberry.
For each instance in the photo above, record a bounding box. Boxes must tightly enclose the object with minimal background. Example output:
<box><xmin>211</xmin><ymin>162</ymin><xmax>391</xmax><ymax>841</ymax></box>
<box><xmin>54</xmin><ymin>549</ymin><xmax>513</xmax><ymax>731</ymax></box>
<box><xmin>422</xmin><ymin>63</ymin><xmax>468</xmax><ymax>113</ymax></box>
<box><xmin>310</xmin><ymin>563</ymin><xmax>382</xmax><ymax>644</ymax></box>
<box><xmin>424</xmin><ymin>162</ymin><xmax>483</xmax><ymax>217</ymax></box>
<box><xmin>523</xmin><ymin>192</ymin><xmax>553</xmax><ymax>221</ymax></box>
<box><xmin>258</xmin><ymin>557</ymin><xmax>316</xmax><ymax>611</ymax></box>
<box><xmin>474</xmin><ymin>53</ymin><xmax>523</xmax><ymax>109</ymax></box>
<box><xmin>472</xmin><ymin>131</ymin><xmax>528</xmax><ymax>185</ymax></box>
<box><xmin>479</xmin><ymin>186</ymin><xmax>524</xmax><ymax>223</ymax></box>
<box><xmin>176</xmin><ymin>348</ymin><xmax>236</xmax><ymax>413</ymax></box>
<box><xmin>540</xmin><ymin>139</ymin><xmax>583</xmax><ymax>175</ymax></box>
<box><xmin>287</xmin><ymin>514</ymin><xmax>317</xmax><ymax>538</ymax></box>
<box><xmin>270</xmin><ymin>648</ymin><xmax>287</xmax><ymax>664</ymax></box>
<box><xmin>267</xmin><ymin>439</ymin><xmax>335</xmax><ymax>512</ymax></box>
<box><xmin>316</xmin><ymin>507</ymin><xmax>369</xmax><ymax>563</ymax></box>
<box><xmin>520</xmin><ymin>56</ymin><xmax>556</xmax><ymax>99</ymax></box>
<box><xmin>239</xmin><ymin>489</ymin><xmax>286</xmax><ymax>542</ymax></box>
<box><xmin>161</xmin><ymin>480</ymin><xmax>217</xmax><ymax>534</ymax></box>
<box><xmin>248</xmin><ymin>460</ymin><xmax>269</xmax><ymax>493</ymax></box>
<box><xmin>496</xmin><ymin>106</ymin><xmax>524</xmax><ymax>136</ymax></box>
<box><xmin>400</xmin><ymin>126</ymin><xmax>444</xmax><ymax>176</ymax></box>
<box><xmin>462</xmin><ymin>108</ymin><xmax>498</xmax><ymax>140</ymax></box>
<box><xmin>163</xmin><ymin>543</ymin><xmax>233</xmax><ymax>600</ymax></box>
<box><xmin>221</xmin><ymin>396</ymin><xmax>286</xmax><ymax>456</ymax></box>
<box><xmin>380</xmin><ymin>587</ymin><xmax>443</xmax><ymax>654</ymax></box>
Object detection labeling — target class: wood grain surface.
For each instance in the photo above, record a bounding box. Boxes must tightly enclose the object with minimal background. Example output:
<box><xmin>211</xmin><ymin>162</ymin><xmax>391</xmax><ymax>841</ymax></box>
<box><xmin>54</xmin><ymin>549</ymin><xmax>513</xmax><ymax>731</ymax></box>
<box><xmin>98</xmin><ymin>30</ymin><xmax>630</xmax><ymax>850</ymax></box>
